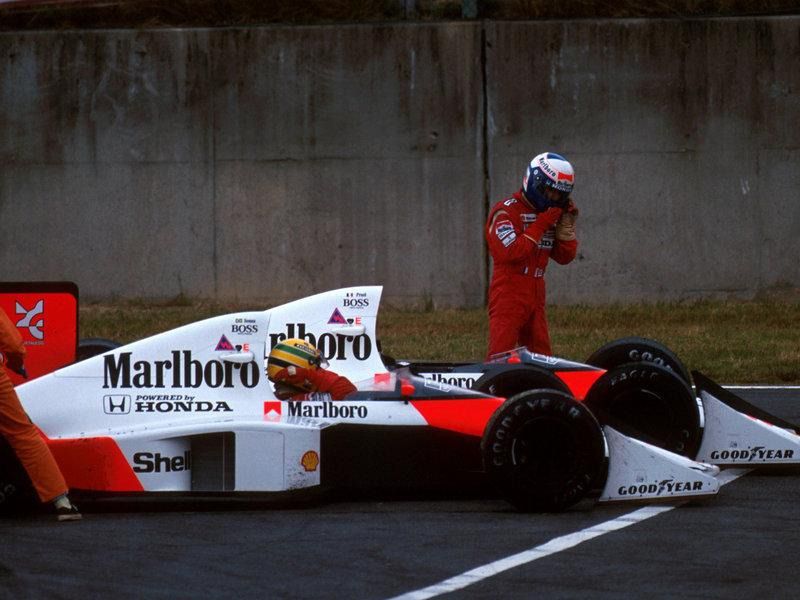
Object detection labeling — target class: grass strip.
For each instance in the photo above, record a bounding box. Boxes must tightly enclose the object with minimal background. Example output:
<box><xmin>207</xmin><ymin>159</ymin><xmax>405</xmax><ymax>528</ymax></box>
<box><xmin>79</xmin><ymin>296</ymin><xmax>800</xmax><ymax>384</ymax></box>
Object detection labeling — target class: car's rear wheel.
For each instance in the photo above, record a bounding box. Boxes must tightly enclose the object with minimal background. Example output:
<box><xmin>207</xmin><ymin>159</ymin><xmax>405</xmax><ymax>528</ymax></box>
<box><xmin>474</xmin><ymin>366</ymin><xmax>570</xmax><ymax>399</ymax></box>
<box><xmin>584</xmin><ymin>362</ymin><xmax>702</xmax><ymax>458</ymax></box>
<box><xmin>76</xmin><ymin>337</ymin><xmax>120</xmax><ymax>362</ymax></box>
<box><xmin>481</xmin><ymin>389</ymin><xmax>608</xmax><ymax>512</ymax></box>
<box><xmin>585</xmin><ymin>337</ymin><xmax>692</xmax><ymax>386</ymax></box>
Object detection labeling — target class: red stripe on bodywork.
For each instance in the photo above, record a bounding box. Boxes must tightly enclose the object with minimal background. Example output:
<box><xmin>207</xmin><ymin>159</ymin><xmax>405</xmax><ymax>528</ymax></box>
<box><xmin>48</xmin><ymin>437</ymin><xmax>144</xmax><ymax>492</ymax></box>
<box><xmin>410</xmin><ymin>398</ymin><xmax>504</xmax><ymax>437</ymax></box>
<box><xmin>555</xmin><ymin>370</ymin><xmax>605</xmax><ymax>401</ymax></box>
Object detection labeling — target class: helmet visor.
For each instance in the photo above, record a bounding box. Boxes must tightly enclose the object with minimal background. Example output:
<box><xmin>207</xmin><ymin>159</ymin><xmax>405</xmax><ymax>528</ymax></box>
<box><xmin>537</xmin><ymin>180</ymin><xmax>572</xmax><ymax>208</ymax></box>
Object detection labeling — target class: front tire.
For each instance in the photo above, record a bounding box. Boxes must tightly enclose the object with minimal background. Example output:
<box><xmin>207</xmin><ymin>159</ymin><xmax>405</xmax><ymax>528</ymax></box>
<box><xmin>481</xmin><ymin>389</ymin><xmax>608</xmax><ymax>512</ymax></box>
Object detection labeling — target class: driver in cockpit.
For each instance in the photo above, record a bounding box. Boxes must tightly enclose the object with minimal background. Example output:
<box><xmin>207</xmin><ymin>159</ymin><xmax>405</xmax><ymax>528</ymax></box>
<box><xmin>267</xmin><ymin>338</ymin><xmax>356</xmax><ymax>401</ymax></box>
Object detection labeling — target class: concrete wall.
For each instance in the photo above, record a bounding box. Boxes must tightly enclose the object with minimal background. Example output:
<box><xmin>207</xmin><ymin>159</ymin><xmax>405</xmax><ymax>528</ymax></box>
<box><xmin>485</xmin><ymin>18</ymin><xmax>800</xmax><ymax>303</ymax></box>
<box><xmin>1</xmin><ymin>18</ymin><xmax>798</xmax><ymax>306</ymax></box>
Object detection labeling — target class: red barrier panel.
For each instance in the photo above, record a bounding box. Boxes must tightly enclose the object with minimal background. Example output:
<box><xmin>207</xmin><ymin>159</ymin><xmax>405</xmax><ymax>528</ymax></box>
<box><xmin>0</xmin><ymin>282</ymin><xmax>78</xmax><ymax>384</ymax></box>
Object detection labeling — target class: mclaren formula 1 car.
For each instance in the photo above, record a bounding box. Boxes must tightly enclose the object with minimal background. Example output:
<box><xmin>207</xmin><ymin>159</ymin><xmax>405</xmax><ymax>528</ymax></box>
<box><xmin>1</xmin><ymin>285</ymin><xmax>798</xmax><ymax>514</ymax></box>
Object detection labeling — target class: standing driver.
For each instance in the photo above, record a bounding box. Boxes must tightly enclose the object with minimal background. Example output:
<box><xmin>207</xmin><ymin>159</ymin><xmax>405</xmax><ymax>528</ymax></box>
<box><xmin>485</xmin><ymin>152</ymin><xmax>579</xmax><ymax>357</ymax></box>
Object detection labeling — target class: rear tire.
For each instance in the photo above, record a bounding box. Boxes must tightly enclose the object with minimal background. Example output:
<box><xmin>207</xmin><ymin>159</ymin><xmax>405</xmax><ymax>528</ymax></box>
<box><xmin>481</xmin><ymin>389</ymin><xmax>608</xmax><ymax>512</ymax></box>
<box><xmin>475</xmin><ymin>366</ymin><xmax>570</xmax><ymax>399</ymax></box>
<box><xmin>76</xmin><ymin>337</ymin><xmax>120</xmax><ymax>362</ymax></box>
<box><xmin>586</xmin><ymin>337</ymin><xmax>692</xmax><ymax>386</ymax></box>
<box><xmin>584</xmin><ymin>362</ymin><xmax>702</xmax><ymax>458</ymax></box>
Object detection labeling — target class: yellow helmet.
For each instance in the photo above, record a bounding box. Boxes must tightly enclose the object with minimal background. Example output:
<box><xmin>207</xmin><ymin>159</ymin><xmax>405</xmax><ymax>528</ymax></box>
<box><xmin>267</xmin><ymin>338</ymin><xmax>326</xmax><ymax>390</ymax></box>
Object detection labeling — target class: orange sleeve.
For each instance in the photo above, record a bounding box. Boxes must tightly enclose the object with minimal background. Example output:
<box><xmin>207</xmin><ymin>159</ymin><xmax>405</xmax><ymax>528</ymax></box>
<box><xmin>0</xmin><ymin>307</ymin><xmax>25</xmax><ymax>356</ymax></box>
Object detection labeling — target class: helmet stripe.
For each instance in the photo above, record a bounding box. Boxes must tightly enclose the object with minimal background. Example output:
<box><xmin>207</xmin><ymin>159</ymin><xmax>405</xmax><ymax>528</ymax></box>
<box><xmin>268</xmin><ymin>356</ymin><xmax>293</xmax><ymax>369</ymax></box>
<box><xmin>274</xmin><ymin>342</ymin><xmax>316</xmax><ymax>361</ymax></box>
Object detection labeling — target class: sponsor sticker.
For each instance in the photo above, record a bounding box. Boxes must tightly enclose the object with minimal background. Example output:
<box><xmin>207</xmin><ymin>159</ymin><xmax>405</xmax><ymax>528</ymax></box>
<box><xmin>215</xmin><ymin>335</ymin><xmax>235</xmax><ymax>351</ymax></box>
<box><xmin>343</xmin><ymin>292</ymin><xmax>370</xmax><ymax>309</ymax></box>
<box><xmin>617</xmin><ymin>478</ymin><xmax>705</xmax><ymax>496</ymax></box>
<box><xmin>15</xmin><ymin>300</ymin><xmax>44</xmax><ymax>341</ymax></box>
<box><xmin>529</xmin><ymin>353</ymin><xmax>559</xmax><ymax>365</ymax></box>
<box><xmin>496</xmin><ymin>222</ymin><xmax>514</xmax><ymax>240</ymax></box>
<box><xmin>501</xmin><ymin>232</ymin><xmax>516</xmax><ymax>247</ymax></box>
<box><xmin>300</xmin><ymin>450</ymin><xmax>320</xmax><ymax>472</ymax></box>
<box><xmin>420</xmin><ymin>372</ymin><xmax>482</xmax><ymax>390</ymax></box>
<box><xmin>287</xmin><ymin>401</ymin><xmax>368</xmax><ymax>419</ymax></box>
<box><xmin>104</xmin><ymin>394</ymin><xmax>131</xmax><ymax>414</ymax></box>
<box><xmin>232</xmin><ymin>318</ymin><xmax>259</xmax><ymax>335</ymax></box>
<box><xmin>538</xmin><ymin>156</ymin><xmax>557</xmax><ymax>178</ymax></box>
<box><xmin>264</xmin><ymin>401</ymin><xmax>282</xmax><ymax>422</ymax></box>
<box><xmin>104</xmin><ymin>393</ymin><xmax>232</xmax><ymax>414</ymax></box>
<box><xmin>133</xmin><ymin>450</ymin><xmax>192</xmax><ymax>473</ymax></box>
<box><xmin>328</xmin><ymin>308</ymin><xmax>348</xmax><ymax>325</ymax></box>
<box><xmin>103</xmin><ymin>351</ymin><xmax>260</xmax><ymax>390</ymax></box>
<box><xmin>709</xmin><ymin>447</ymin><xmax>795</xmax><ymax>462</ymax></box>
<box><xmin>269</xmin><ymin>324</ymin><xmax>372</xmax><ymax>361</ymax></box>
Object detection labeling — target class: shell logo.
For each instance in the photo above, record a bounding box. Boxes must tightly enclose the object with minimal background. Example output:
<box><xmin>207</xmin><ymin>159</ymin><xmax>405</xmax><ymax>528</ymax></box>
<box><xmin>301</xmin><ymin>450</ymin><xmax>320</xmax><ymax>472</ymax></box>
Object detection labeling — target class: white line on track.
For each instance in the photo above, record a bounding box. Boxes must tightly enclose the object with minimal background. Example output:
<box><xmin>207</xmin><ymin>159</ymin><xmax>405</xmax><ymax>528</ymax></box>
<box><xmin>388</xmin><ymin>469</ymin><xmax>750</xmax><ymax>600</ymax></box>
<box><xmin>723</xmin><ymin>385</ymin><xmax>800</xmax><ymax>390</ymax></box>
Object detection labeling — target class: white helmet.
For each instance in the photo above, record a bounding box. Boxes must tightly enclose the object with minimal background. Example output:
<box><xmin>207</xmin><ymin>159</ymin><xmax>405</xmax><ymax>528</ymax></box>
<box><xmin>522</xmin><ymin>152</ymin><xmax>575</xmax><ymax>210</ymax></box>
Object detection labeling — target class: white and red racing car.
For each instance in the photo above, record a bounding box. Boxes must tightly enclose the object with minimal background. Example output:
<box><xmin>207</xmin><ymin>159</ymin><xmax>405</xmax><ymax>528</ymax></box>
<box><xmin>1</xmin><ymin>285</ymin><xmax>798</xmax><ymax>513</ymax></box>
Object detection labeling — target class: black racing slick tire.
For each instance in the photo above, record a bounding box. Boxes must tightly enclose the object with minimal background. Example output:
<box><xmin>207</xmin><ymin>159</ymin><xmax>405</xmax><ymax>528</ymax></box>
<box><xmin>475</xmin><ymin>366</ymin><xmax>570</xmax><ymax>399</ymax></box>
<box><xmin>481</xmin><ymin>389</ymin><xmax>608</xmax><ymax>512</ymax></box>
<box><xmin>76</xmin><ymin>337</ymin><xmax>121</xmax><ymax>363</ymax></box>
<box><xmin>584</xmin><ymin>362</ymin><xmax>702</xmax><ymax>458</ymax></box>
<box><xmin>585</xmin><ymin>337</ymin><xmax>692</xmax><ymax>387</ymax></box>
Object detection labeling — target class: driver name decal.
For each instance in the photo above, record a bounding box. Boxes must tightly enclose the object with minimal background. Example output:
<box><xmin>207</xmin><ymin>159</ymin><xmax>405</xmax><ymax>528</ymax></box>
<box><xmin>343</xmin><ymin>291</ymin><xmax>370</xmax><ymax>309</ymax></box>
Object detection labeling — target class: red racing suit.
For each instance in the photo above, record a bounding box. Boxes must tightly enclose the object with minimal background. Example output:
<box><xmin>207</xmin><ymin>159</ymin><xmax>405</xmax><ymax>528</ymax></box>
<box><xmin>0</xmin><ymin>307</ymin><xmax>68</xmax><ymax>503</ymax></box>
<box><xmin>485</xmin><ymin>190</ymin><xmax>578</xmax><ymax>357</ymax></box>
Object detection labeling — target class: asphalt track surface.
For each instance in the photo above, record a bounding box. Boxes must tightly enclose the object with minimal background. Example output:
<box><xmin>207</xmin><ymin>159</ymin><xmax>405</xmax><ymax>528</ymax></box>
<box><xmin>2</xmin><ymin>389</ymin><xmax>799</xmax><ymax>600</ymax></box>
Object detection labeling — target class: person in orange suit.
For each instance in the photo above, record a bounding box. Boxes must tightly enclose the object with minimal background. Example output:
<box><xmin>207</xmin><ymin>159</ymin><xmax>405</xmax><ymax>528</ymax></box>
<box><xmin>0</xmin><ymin>307</ymin><xmax>81</xmax><ymax>521</ymax></box>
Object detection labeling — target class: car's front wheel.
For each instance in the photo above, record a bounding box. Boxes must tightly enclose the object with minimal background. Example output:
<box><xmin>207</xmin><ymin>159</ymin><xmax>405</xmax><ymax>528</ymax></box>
<box><xmin>481</xmin><ymin>389</ymin><xmax>608</xmax><ymax>512</ymax></box>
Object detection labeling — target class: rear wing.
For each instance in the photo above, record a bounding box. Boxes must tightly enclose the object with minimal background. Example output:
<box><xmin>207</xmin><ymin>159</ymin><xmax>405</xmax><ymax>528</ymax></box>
<box><xmin>0</xmin><ymin>282</ymin><xmax>78</xmax><ymax>384</ymax></box>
